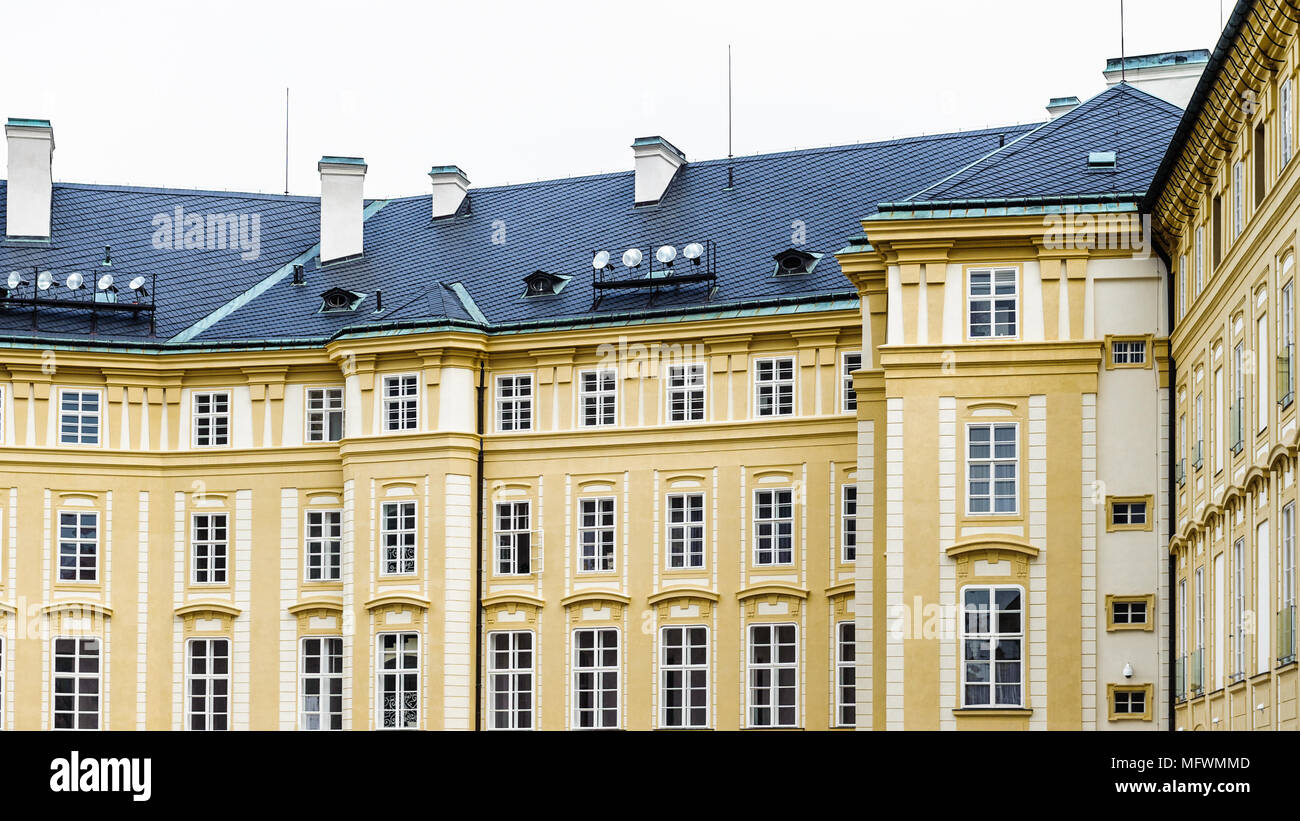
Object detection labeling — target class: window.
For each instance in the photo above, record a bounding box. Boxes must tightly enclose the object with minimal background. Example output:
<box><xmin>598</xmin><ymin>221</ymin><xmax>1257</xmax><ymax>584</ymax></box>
<box><xmin>578</xmin><ymin>497</ymin><xmax>615</xmax><ymax>572</ymax></box>
<box><xmin>842</xmin><ymin>352</ymin><xmax>862</xmax><ymax>412</ymax></box>
<box><xmin>967</xmin><ymin>267</ymin><xmax>1017</xmax><ymax>338</ymax></box>
<box><xmin>1259</xmin><ymin>313</ymin><xmax>1270</xmax><ymax>432</ymax></box>
<box><xmin>1212</xmin><ymin>195</ymin><xmax>1222</xmax><ymax>268</ymax></box>
<box><xmin>1233</xmin><ymin>161</ymin><xmax>1245</xmax><ymax>239</ymax></box>
<box><xmin>961</xmin><ymin>586</ymin><xmax>1023</xmax><ymax>708</ymax></box>
<box><xmin>572</xmin><ymin>628</ymin><xmax>619</xmax><ymax>729</ymax></box>
<box><xmin>494</xmin><ymin>501</ymin><xmax>531</xmax><ymax>575</ymax></box>
<box><xmin>380</xmin><ymin>501</ymin><xmax>416</xmax><ymax>576</ymax></box>
<box><xmin>377</xmin><ymin>632</ymin><xmax>419</xmax><ymax>729</ymax></box>
<box><xmin>1179</xmin><ymin>579</ymin><xmax>1188</xmax><ymax>658</ymax></box>
<box><xmin>1284</xmin><ymin>502</ymin><xmax>1296</xmax><ymax>663</ymax></box>
<box><xmin>1194</xmin><ymin>392</ymin><xmax>1204</xmax><ymax>468</ymax></box>
<box><xmin>192</xmin><ymin>513</ymin><xmax>228</xmax><ymax>585</ymax></box>
<box><xmin>1233</xmin><ymin>538</ymin><xmax>1246</xmax><ymax>678</ymax></box>
<box><xmin>666</xmin><ymin>493</ymin><xmax>705</xmax><ymax>569</ymax></box>
<box><xmin>1232</xmin><ymin>342</ymin><xmax>1245</xmax><ymax>453</ymax></box>
<box><xmin>495</xmin><ymin>375</ymin><xmax>533</xmax><ymax>432</ymax></box>
<box><xmin>836</xmin><ymin>621</ymin><xmax>855</xmax><ymax>727</ymax></box>
<box><xmin>1108</xmin><ymin>595</ymin><xmax>1152</xmax><ymax>630</ymax></box>
<box><xmin>660</xmin><ymin>626</ymin><xmax>708</xmax><ymax>728</ymax></box>
<box><xmin>1194</xmin><ymin>227</ymin><xmax>1204</xmax><ymax>294</ymax></box>
<box><xmin>967</xmin><ymin>423</ymin><xmax>1018</xmax><ymax>515</ymax></box>
<box><xmin>1178</xmin><ymin>255</ymin><xmax>1187</xmax><ymax>318</ymax></box>
<box><xmin>382</xmin><ymin>374</ymin><xmax>418</xmax><ymax>432</ymax></box>
<box><xmin>1213</xmin><ymin>367</ymin><xmax>1224</xmax><ymax>472</ymax></box>
<box><xmin>306</xmin><ymin>387</ymin><xmax>345</xmax><ymax>442</ymax></box>
<box><xmin>1110</xmin><ymin>338</ymin><xmax>1147</xmax><ymax>366</ymax></box>
<box><xmin>59</xmin><ymin>390</ymin><xmax>100</xmax><ymax>445</ymax></box>
<box><xmin>1282</xmin><ymin>79</ymin><xmax>1293</xmax><ymax>168</ymax></box>
<box><xmin>192</xmin><ymin>391</ymin><xmax>230</xmax><ymax>447</ymax></box>
<box><xmin>748</xmin><ymin>623</ymin><xmax>798</xmax><ymax>727</ymax></box>
<box><xmin>1109</xmin><ymin>684</ymin><xmax>1152</xmax><ymax>721</ymax></box>
<box><xmin>578</xmin><ymin>369</ymin><xmax>617</xmax><ymax>427</ymax></box>
<box><xmin>842</xmin><ymin>484</ymin><xmax>857</xmax><ymax>562</ymax></box>
<box><xmin>1178</xmin><ymin>414</ymin><xmax>1187</xmax><ymax>484</ymax></box>
<box><xmin>305</xmin><ymin>510</ymin><xmax>342</xmax><ymax>582</ymax></box>
<box><xmin>753</xmin><ymin>489</ymin><xmax>794</xmax><ymax>566</ymax></box>
<box><xmin>1281</xmin><ymin>279</ymin><xmax>1294</xmax><ymax>407</ymax></box>
<box><xmin>1255</xmin><ymin>122</ymin><xmax>1267</xmax><ymax>207</ymax></box>
<box><xmin>753</xmin><ymin>357</ymin><xmax>795</xmax><ymax>417</ymax></box>
<box><xmin>187</xmin><ymin>638</ymin><xmax>230</xmax><ymax>731</ymax></box>
<box><xmin>1195</xmin><ymin>566</ymin><xmax>1206</xmax><ymax>654</ymax></box>
<box><xmin>1108</xmin><ymin>497</ymin><xmax>1151</xmax><ymax>531</ymax></box>
<box><xmin>300</xmin><ymin>637</ymin><xmax>343</xmax><ymax>730</ymax></box>
<box><xmin>58</xmin><ymin>511</ymin><xmax>98</xmax><ymax>583</ymax></box>
<box><xmin>665</xmin><ymin>363</ymin><xmax>706</xmax><ymax>423</ymax></box>
<box><xmin>52</xmin><ymin>637</ymin><xmax>100</xmax><ymax>730</ymax></box>
<box><xmin>487</xmin><ymin>631</ymin><xmax>534</xmax><ymax>730</ymax></box>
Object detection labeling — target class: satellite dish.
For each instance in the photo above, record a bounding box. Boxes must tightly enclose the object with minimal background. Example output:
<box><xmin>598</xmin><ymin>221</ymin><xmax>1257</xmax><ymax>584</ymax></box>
<box><xmin>655</xmin><ymin>245</ymin><xmax>677</xmax><ymax>265</ymax></box>
<box><xmin>66</xmin><ymin>272</ymin><xmax>84</xmax><ymax>290</ymax></box>
<box><xmin>97</xmin><ymin>274</ymin><xmax>114</xmax><ymax>291</ymax></box>
<box><xmin>592</xmin><ymin>251</ymin><xmax>610</xmax><ymax>270</ymax></box>
<box><xmin>622</xmin><ymin>248</ymin><xmax>643</xmax><ymax>268</ymax></box>
<box><xmin>37</xmin><ymin>271</ymin><xmax>53</xmax><ymax>290</ymax></box>
<box><xmin>683</xmin><ymin>242</ymin><xmax>704</xmax><ymax>261</ymax></box>
<box><xmin>129</xmin><ymin>276</ymin><xmax>147</xmax><ymax>291</ymax></box>
<box><xmin>6</xmin><ymin>271</ymin><xmax>22</xmax><ymax>290</ymax></box>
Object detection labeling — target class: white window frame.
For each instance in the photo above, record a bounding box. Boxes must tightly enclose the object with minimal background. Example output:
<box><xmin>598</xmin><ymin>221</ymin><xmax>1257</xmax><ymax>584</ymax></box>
<box><xmin>382</xmin><ymin>373</ymin><xmax>419</xmax><ymax>433</ymax></box>
<box><xmin>51</xmin><ymin>636</ymin><xmax>100</xmax><ymax>730</ymax></box>
<box><xmin>1233</xmin><ymin>160</ymin><xmax>1245</xmax><ymax>239</ymax></box>
<box><xmin>1111</xmin><ymin>339</ymin><xmax>1147</xmax><ymax>365</ymax></box>
<box><xmin>1111</xmin><ymin>500</ymin><xmax>1148</xmax><ymax>527</ymax></box>
<box><xmin>659</xmin><ymin>625</ymin><xmax>709</xmax><ymax>729</ymax></box>
<box><xmin>577</xmin><ymin>497</ymin><xmax>616</xmax><ymax>573</ymax></box>
<box><xmin>664</xmin><ymin>362</ymin><xmax>707</xmax><ymax>424</ymax></box>
<box><xmin>965</xmin><ymin>422</ymin><xmax>1019</xmax><ymax>516</ymax></box>
<box><xmin>1195</xmin><ymin>567</ymin><xmax>1206</xmax><ymax>652</ymax></box>
<box><xmin>186</xmin><ymin>637</ymin><xmax>230</xmax><ymax>731</ymax></box>
<box><xmin>753</xmin><ymin>356</ymin><xmax>796</xmax><ymax>418</ymax></box>
<box><xmin>959</xmin><ymin>584</ymin><xmax>1024</xmax><ymax>708</ymax></box>
<box><xmin>841</xmin><ymin>351</ymin><xmax>863</xmax><ymax>413</ymax></box>
<box><xmin>753</xmin><ymin>488</ymin><xmax>795</xmax><ymax>566</ymax></box>
<box><xmin>494</xmin><ymin>500</ymin><xmax>531</xmax><ymax>576</ymax></box>
<box><xmin>191</xmin><ymin>390</ymin><xmax>231</xmax><ymax>448</ymax></box>
<box><xmin>58</xmin><ymin>388</ymin><xmax>102</xmax><ymax>446</ymax></box>
<box><xmin>300</xmin><ymin>635</ymin><xmax>343</xmax><ymax>731</ymax></box>
<box><xmin>487</xmin><ymin>630</ymin><xmax>534</xmax><ymax>731</ymax></box>
<box><xmin>379</xmin><ymin>500</ymin><xmax>417</xmax><ymax>577</ymax></box>
<box><xmin>572</xmin><ymin>627</ymin><xmax>619</xmax><ymax>729</ymax></box>
<box><xmin>376</xmin><ymin>631</ymin><xmax>420</xmax><ymax>730</ymax></box>
<box><xmin>577</xmin><ymin>368</ymin><xmax>617</xmax><ymax>428</ymax></box>
<box><xmin>835</xmin><ymin>621</ymin><xmax>855</xmax><ymax>728</ymax></box>
<box><xmin>1111</xmin><ymin>598</ymin><xmax>1149</xmax><ymax>627</ymax></box>
<box><xmin>191</xmin><ymin>512</ymin><xmax>229</xmax><ymax>585</ymax></box>
<box><xmin>1259</xmin><ymin>312</ymin><xmax>1269</xmax><ymax>432</ymax></box>
<box><xmin>841</xmin><ymin>483</ymin><xmax>857</xmax><ymax>563</ymax></box>
<box><xmin>666</xmin><ymin>492</ymin><xmax>705</xmax><ymax>570</ymax></box>
<box><xmin>57</xmin><ymin>509</ymin><xmax>98</xmax><ymax>583</ymax></box>
<box><xmin>747</xmin><ymin>622</ymin><xmax>799</xmax><ymax>728</ymax></box>
<box><xmin>1195</xmin><ymin>227</ymin><xmax>1205</xmax><ymax>294</ymax></box>
<box><xmin>1179</xmin><ymin>579</ymin><xmax>1188</xmax><ymax>657</ymax></box>
<box><xmin>304</xmin><ymin>509</ymin><xmax>342</xmax><ymax>583</ymax></box>
<box><xmin>1282</xmin><ymin>78</ymin><xmax>1294</xmax><ymax>168</ymax></box>
<box><xmin>966</xmin><ymin>266</ymin><xmax>1018</xmax><ymax>340</ymax></box>
<box><xmin>495</xmin><ymin>374</ymin><xmax>534</xmax><ymax>433</ymax></box>
<box><xmin>305</xmin><ymin>386</ymin><xmax>345</xmax><ymax>442</ymax></box>
<box><xmin>1234</xmin><ymin>538</ymin><xmax>1246</xmax><ymax>677</ymax></box>
<box><xmin>1179</xmin><ymin>254</ymin><xmax>1187</xmax><ymax>317</ymax></box>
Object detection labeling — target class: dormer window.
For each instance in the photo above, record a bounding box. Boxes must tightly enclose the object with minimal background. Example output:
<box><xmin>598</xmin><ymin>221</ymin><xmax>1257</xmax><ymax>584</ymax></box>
<box><xmin>320</xmin><ymin>287</ymin><xmax>363</xmax><ymax>313</ymax></box>
<box><xmin>1087</xmin><ymin>151</ymin><xmax>1117</xmax><ymax>171</ymax></box>
<box><xmin>522</xmin><ymin>270</ymin><xmax>569</xmax><ymax>298</ymax></box>
<box><xmin>772</xmin><ymin>248</ymin><xmax>820</xmax><ymax>276</ymax></box>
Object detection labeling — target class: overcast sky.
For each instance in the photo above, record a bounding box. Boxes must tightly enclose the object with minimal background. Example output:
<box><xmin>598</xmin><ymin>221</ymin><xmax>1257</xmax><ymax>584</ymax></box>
<box><xmin>1</xmin><ymin>0</ymin><xmax>1228</xmax><ymax>198</ymax></box>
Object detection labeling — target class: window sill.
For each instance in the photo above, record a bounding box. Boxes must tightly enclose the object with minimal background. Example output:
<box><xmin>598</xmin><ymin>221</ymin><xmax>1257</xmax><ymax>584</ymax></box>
<box><xmin>951</xmin><ymin>708</ymin><xmax>1032</xmax><ymax>717</ymax></box>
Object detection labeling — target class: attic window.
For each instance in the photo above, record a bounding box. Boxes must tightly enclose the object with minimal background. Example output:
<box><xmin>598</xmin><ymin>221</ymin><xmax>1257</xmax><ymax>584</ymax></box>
<box><xmin>320</xmin><ymin>287</ymin><xmax>364</xmax><ymax>313</ymax></box>
<box><xmin>522</xmin><ymin>270</ymin><xmax>570</xmax><ymax>298</ymax></box>
<box><xmin>1087</xmin><ymin>151</ymin><xmax>1117</xmax><ymax>171</ymax></box>
<box><xmin>773</xmin><ymin>248</ymin><xmax>821</xmax><ymax>276</ymax></box>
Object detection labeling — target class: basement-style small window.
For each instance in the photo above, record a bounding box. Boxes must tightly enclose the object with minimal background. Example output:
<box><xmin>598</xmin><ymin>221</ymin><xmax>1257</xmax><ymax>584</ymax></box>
<box><xmin>1107</xmin><ymin>496</ymin><xmax>1152</xmax><ymax>531</ymax></box>
<box><xmin>522</xmin><ymin>270</ymin><xmax>569</xmax><ymax>297</ymax></box>
<box><xmin>1087</xmin><ymin>151</ymin><xmax>1117</xmax><ymax>170</ymax></box>
<box><xmin>319</xmin><ymin>287</ymin><xmax>363</xmax><ymax>313</ymax></box>
<box><xmin>772</xmin><ymin>248</ymin><xmax>820</xmax><ymax>276</ymax></box>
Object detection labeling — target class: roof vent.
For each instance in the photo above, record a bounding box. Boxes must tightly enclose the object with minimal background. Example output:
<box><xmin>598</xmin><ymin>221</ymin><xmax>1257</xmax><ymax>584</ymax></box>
<box><xmin>320</xmin><ymin>286</ymin><xmax>363</xmax><ymax>313</ymax></box>
<box><xmin>1087</xmin><ymin>151</ymin><xmax>1117</xmax><ymax>171</ymax></box>
<box><xmin>523</xmin><ymin>270</ymin><xmax>569</xmax><ymax>297</ymax></box>
<box><xmin>1046</xmin><ymin>96</ymin><xmax>1080</xmax><ymax>120</ymax></box>
<box><xmin>773</xmin><ymin>248</ymin><xmax>820</xmax><ymax>276</ymax></box>
<box><xmin>631</xmin><ymin>136</ymin><xmax>686</xmax><ymax>206</ymax></box>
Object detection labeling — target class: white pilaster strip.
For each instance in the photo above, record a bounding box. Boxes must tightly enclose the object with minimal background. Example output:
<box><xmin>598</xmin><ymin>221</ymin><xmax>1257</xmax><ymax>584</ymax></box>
<box><xmin>342</xmin><ymin>478</ymin><xmax>355</xmax><ymax>730</ymax></box>
<box><xmin>855</xmin><ymin>420</ymin><xmax>874</xmax><ymax>730</ymax></box>
<box><xmin>443</xmin><ymin>473</ymin><xmax>473</xmax><ymax>729</ymax></box>
<box><xmin>1157</xmin><ymin>385</ymin><xmax>1171</xmax><ymax>728</ymax></box>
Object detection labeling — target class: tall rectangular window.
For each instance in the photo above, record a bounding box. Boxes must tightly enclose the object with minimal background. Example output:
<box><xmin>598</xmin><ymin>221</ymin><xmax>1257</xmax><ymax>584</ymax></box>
<box><xmin>578</xmin><ymin>497</ymin><xmax>615</xmax><ymax>572</ymax></box>
<box><xmin>967</xmin><ymin>267</ymin><xmax>1017</xmax><ymax>338</ymax></box>
<box><xmin>573</xmin><ymin>628</ymin><xmax>619</xmax><ymax>729</ymax></box>
<box><xmin>377</xmin><ymin>632</ymin><xmax>419</xmax><ymax>729</ymax></box>
<box><xmin>192</xmin><ymin>391</ymin><xmax>230</xmax><ymax>447</ymax></box>
<box><xmin>1284</xmin><ymin>502</ymin><xmax>1296</xmax><ymax>663</ymax></box>
<box><xmin>967</xmin><ymin>423</ymin><xmax>1018</xmax><ymax>514</ymax></box>
<box><xmin>660</xmin><ymin>625</ymin><xmax>708</xmax><ymax>728</ymax></box>
<box><xmin>52</xmin><ymin>637</ymin><xmax>100</xmax><ymax>730</ymax></box>
<box><xmin>842</xmin><ymin>352</ymin><xmax>862</xmax><ymax>412</ymax></box>
<box><xmin>753</xmin><ymin>489</ymin><xmax>794</xmax><ymax>566</ymax></box>
<box><xmin>1179</xmin><ymin>579</ymin><xmax>1188</xmax><ymax>658</ymax></box>
<box><xmin>59</xmin><ymin>390</ymin><xmax>100</xmax><ymax>445</ymax></box>
<box><xmin>1179</xmin><ymin>255</ymin><xmax>1187</xmax><ymax>317</ymax></box>
<box><xmin>748</xmin><ymin>623</ymin><xmax>798</xmax><ymax>728</ymax></box>
<box><xmin>1194</xmin><ymin>392</ymin><xmax>1204</xmax><ymax>467</ymax></box>
<box><xmin>836</xmin><ymin>621</ymin><xmax>855</xmax><ymax>727</ymax></box>
<box><xmin>305</xmin><ymin>510</ymin><xmax>342</xmax><ymax>582</ymax></box>
<box><xmin>1232</xmin><ymin>342</ymin><xmax>1245</xmax><ymax>453</ymax></box>
<box><xmin>192</xmin><ymin>513</ymin><xmax>228</xmax><ymax>585</ymax></box>
<box><xmin>666</xmin><ymin>493</ymin><xmax>705</xmax><ymax>569</ymax></box>
<box><xmin>1282</xmin><ymin>79</ymin><xmax>1294</xmax><ymax>168</ymax></box>
<box><xmin>578</xmin><ymin>369</ymin><xmax>617</xmax><ymax>427</ymax></box>
<box><xmin>487</xmin><ymin>631</ymin><xmax>534</xmax><ymax>730</ymax></box>
<box><xmin>1259</xmin><ymin>313</ymin><xmax>1269</xmax><ymax>432</ymax></box>
<box><xmin>1212</xmin><ymin>195</ymin><xmax>1222</xmax><ymax>268</ymax></box>
<box><xmin>1194</xmin><ymin>227</ymin><xmax>1204</xmax><ymax>293</ymax></box>
<box><xmin>1195</xmin><ymin>567</ymin><xmax>1206</xmax><ymax>651</ymax></box>
<box><xmin>1214</xmin><ymin>367</ymin><xmax>1224</xmax><ymax>472</ymax></box>
<box><xmin>380</xmin><ymin>501</ymin><xmax>416</xmax><ymax>576</ymax></box>
<box><xmin>1282</xmin><ymin>280</ymin><xmax>1295</xmax><ymax>407</ymax></box>
<box><xmin>187</xmin><ymin>638</ymin><xmax>230</xmax><ymax>731</ymax></box>
<box><xmin>1233</xmin><ymin>538</ymin><xmax>1246</xmax><ymax>678</ymax></box>
<box><xmin>494</xmin><ymin>501</ymin><xmax>531</xmax><ymax>575</ymax></box>
<box><xmin>665</xmin><ymin>362</ymin><xmax>706</xmax><ymax>423</ymax></box>
<box><xmin>305</xmin><ymin>387</ymin><xmax>345</xmax><ymax>442</ymax></box>
<box><xmin>1255</xmin><ymin>122</ymin><xmax>1267</xmax><ymax>207</ymax></box>
<box><xmin>753</xmin><ymin>357</ymin><xmax>795</xmax><ymax>417</ymax></box>
<box><xmin>382</xmin><ymin>374</ymin><xmax>419</xmax><ymax>432</ymax></box>
<box><xmin>58</xmin><ymin>511</ymin><xmax>98</xmax><ymax>583</ymax></box>
<box><xmin>842</xmin><ymin>484</ymin><xmax>858</xmax><ymax>562</ymax></box>
<box><xmin>1233</xmin><ymin>160</ymin><xmax>1245</xmax><ymax>239</ymax></box>
<box><xmin>495</xmin><ymin>375</ymin><xmax>533</xmax><ymax>432</ymax></box>
<box><xmin>300</xmin><ymin>636</ymin><xmax>343</xmax><ymax>730</ymax></box>
<box><xmin>961</xmin><ymin>585</ymin><xmax>1023</xmax><ymax>708</ymax></box>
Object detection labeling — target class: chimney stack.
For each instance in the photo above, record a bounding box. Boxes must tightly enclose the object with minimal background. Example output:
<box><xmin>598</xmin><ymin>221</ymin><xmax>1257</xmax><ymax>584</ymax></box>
<box><xmin>5</xmin><ymin>118</ymin><xmax>54</xmax><ymax>239</ymax></box>
<box><xmin>428</xmin><ymin>166</ymin><xmax>469</xmax><ymax>220</ymax></box>
<box><xmin>1103</xmin><ymin>50</ymin><xmax>1210</xmax><ymax>109</ymax></box>
<box><xmin>317</xmin><ymin>156</ymin><xmax>366</xmax><ymax>263</ymax></box>
<box><xmin>1046</xmin><ymin>96</ymin><xmax>1080</xmax><ymax>120</ymax></box>
<box><xmin>631</xmin><ymin>136</ymin><xmax>685</xmax><ymax>206</ymax></box>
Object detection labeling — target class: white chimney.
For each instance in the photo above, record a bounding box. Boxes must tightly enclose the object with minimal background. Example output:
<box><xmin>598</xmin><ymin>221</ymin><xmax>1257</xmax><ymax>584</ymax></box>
<box><xmin>1046</xmin><ymin>96</ymin><xmax>1080</xmax><ymax>120</ymax></box>
<box><xmin>632</xmin><ymin>136</ymin><xmax>685</xmax><ymax>206</ymax></box>
<box><xmin>1104</xmin><ymin>50</ymin><xmax>1210</xmax><ymax>109</ymax></box>
<box><xmin>428</xmin><ymin>165</ymin><xmax>469</xmax><ymax>220</ymax></box>
<box><xmin>317</xmin><ymin>156</ymin><xmax>366</xmax><ymax>263</ymax></box>
<box><xmin>5</xmin><ymin>118</ymin><xmax>54</xmax><ymax>239</ymax></box>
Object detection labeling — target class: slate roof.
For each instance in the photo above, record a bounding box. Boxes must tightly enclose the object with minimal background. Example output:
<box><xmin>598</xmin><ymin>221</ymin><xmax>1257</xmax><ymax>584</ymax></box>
<box><xmin>0</xmin><ymin>120</ymin><xmax>1050</xmax><ymax>347</ymax></box>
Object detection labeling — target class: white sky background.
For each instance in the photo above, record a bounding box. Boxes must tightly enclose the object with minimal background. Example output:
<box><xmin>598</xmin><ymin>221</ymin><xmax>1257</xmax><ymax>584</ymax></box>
<box><xmin>1</xmin><ymin>0</ymin><xmax>1228</xmax><ymax>198</ymax></box>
